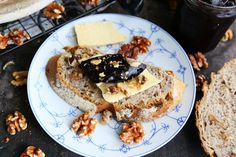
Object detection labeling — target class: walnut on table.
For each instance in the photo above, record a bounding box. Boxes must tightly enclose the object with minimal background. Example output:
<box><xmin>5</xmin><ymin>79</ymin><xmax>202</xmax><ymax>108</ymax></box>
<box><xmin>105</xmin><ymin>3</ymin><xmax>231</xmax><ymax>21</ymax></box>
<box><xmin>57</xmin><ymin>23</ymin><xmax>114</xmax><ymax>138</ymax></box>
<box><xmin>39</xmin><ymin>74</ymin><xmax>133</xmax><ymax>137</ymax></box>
<box><xmin>72</xmin><ymin>112</ymin><xmax>98</xmax><ymax>136</ymax></box>
<box><xmin>196</xmin><ymin>74</ymin><xmax>207</xmax><ymax>92</ymax></box>
<box><xmin>189</xmin><ymin>52</ymin><xmax>208</xmax><ymax>71</ymax></box>
<box><xmin>80</xmin><ymin>0</ymin><xmax>100</xmax><ymax>7</ymax></box>
<box><xmin>5</xmin><ymin>111</ymin><xmax>27</xmax><ymax>135</ymax></box>
<box><xmin>222</xmin><ymin>28</ymin><xmax>233</xmax><ymax>42</ymax></box>
<box><xmin>120</xmin><ymin>122</ymin><xmax>144</xmax><ymax>144</ymax></box>
<box><xmin>20</xmin><ymin>146</ymin><xmax>45</xmax><ymax>157</ymax></box>
<box><xmin>8</xmin><ymin>28</ymin><xmax>30</xmax><ymax>46</ymax></box>
<box><xmin>11</xmin><ymin>70</ymin><xmax>28</xmax><ymax>86</ymax></box>
<box><xmin>0</xmin><ymin>34</ymin><xmax>9</xmax><ymax>49</ymax></box>
<box><xmin>43</xmin><ymin>2</ymin><xmax>65</xmax><ymax>19</ymax></box>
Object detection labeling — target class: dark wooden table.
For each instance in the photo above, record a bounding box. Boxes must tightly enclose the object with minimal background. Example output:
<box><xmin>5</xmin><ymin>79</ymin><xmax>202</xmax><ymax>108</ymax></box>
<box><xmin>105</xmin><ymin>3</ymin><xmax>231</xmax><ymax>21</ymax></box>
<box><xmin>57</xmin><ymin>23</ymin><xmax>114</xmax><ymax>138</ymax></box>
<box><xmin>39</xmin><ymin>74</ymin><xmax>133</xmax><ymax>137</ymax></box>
<box><xmin>0</xmin><ymin>1</ymin><xmax>236</xmax><ymax>156</ymax></box>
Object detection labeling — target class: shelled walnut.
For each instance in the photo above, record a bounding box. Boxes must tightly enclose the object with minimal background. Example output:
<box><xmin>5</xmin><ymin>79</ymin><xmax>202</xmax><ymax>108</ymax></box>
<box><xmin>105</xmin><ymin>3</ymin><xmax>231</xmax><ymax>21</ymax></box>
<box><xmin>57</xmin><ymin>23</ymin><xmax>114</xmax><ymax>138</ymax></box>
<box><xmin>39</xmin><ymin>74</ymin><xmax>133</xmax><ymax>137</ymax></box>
<box><xmin>0</xmin><ymin>34</ymin><xmax>9</xmax><ymax>49</ymax></box>
<box><xmin>189</xmin><ymin>52</ymin><xmax>208</xmax><ymax>71</ymax></box>
<box><xmin>8</xmin><ymin>28</ymin><xmax>30</xmax><ymax>46</ymax></box>
<box><xmin>80</xmin><ymin>0</ymin><xmax>100</xmax><ymax>6</ymax></box>
<box><xmin>120</xmin><ymin>122</ymin><xmax>144</xmax><ymax>144</ymax></box>
<box><xmin>11</xmin><ymin>70</ymin><xmax>28</xmax><ymax>86</ymax></box>
<box><xmin>196</xmin><ymin>74</ymin><xmax>207</xmax><ymax>91</ymax></box>
<box><xmin>43</xmin><ymin>2</ymin><xmax>65</xmax><ymax>19</ymax></box>
<box><xmin>20</xmin><ymin>146</ymin><xmax>45</xmax><ymax>157</ymax></box>
<box><xmin>131</xmin><ymin>36</ymin><xmax>151</xmax><ymax>53</ymax></box>
<box><xmin>6</xmin><ymin>111</ymin><xmax>27</xmax><ymax>135</ymax></box>
<box><xmin>222</xmin><ymin>28</ymin><xmax>233</xmax><ymax>42</ymax></box>
<box><xmin>72</xmin><ymin>112</ymin><xmax>98</xmax><ymax>136</ymax></box>
<box><xmin>118</xmin><ymin>36</ymin><xmax>151</xmax><ymax>59</ymax></box>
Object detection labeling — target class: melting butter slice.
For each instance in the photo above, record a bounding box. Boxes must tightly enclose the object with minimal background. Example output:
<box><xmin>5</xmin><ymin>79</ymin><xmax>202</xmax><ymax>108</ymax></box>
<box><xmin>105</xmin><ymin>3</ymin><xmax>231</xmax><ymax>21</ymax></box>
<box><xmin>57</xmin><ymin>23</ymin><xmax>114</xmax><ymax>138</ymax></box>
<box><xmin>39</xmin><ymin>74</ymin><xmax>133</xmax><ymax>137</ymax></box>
<box><xmin>96</xmin><ymin>62</ymin><xmax>162</xmax><ymax>103</ymax></box>
<box><xmin>75</xmin><ymin>22</ymin><xmax>126</xmax><ymax>47</ymax></box>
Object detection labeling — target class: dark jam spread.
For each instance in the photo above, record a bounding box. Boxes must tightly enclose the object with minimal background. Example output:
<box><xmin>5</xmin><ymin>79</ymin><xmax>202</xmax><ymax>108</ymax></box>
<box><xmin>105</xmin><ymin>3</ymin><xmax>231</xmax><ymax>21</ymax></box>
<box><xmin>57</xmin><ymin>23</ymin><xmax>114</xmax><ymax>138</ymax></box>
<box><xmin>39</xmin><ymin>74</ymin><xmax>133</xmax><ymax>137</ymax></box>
<box><xmin>79</xmin><ymin>54</ymin><xmax>146</xmax><ymax>83</ymax></box>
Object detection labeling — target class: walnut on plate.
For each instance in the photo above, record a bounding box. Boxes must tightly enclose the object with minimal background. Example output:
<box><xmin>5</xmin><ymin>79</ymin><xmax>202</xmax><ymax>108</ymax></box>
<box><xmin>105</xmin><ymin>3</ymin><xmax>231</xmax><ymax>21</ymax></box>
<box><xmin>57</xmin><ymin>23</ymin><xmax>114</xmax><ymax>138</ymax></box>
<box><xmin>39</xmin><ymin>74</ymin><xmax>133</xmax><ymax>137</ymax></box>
<box><xmin>11</xmin><ymin>70</ymin><xmax>28</xmax><ymax>86</ymax></box>
<box><xmin>101</xmin><ymin>110</ymin><xmax>112</xmax><ymax>125</ymax></box>
<box><xmin>72</xmin><ymin>112</ymin><xmax>97</xmax><ymax>136</ymax></box>
<box><xmin>120</xmin><ymin>122</ymin><xmax>144</xmax><ymax>144</ymax></box>
<box><xmin>80</xmin><ymin>0</ymin><xmax>100</xmax><ymax>6</ymax></box>
<box><xmin>43</xmin><ymin>2</ymin><xmax>65</xmax><ymax>19</ymax></box>
<box><xmin>0</xmin><ymin>34</ymin><xmax>9</xmax><ymax>49</ymax></box>
<box><xmin>20</xmin><ymin>146</ymin><xmax>45</xmax><ymax>157</ymax></box>
<box><xmin>6</xmin><ymin>111</ymin><xmax>27</xmax><ymax>135</ymax></box>
<box><xmin>118</xmin><ymin>36</ymin><xmax>151</xmax><ymax>59</ymax></box>
<box><xmin>189</xmin><ymin>52</ymin><xmax>208</xmax><ymax>71</ymax></box>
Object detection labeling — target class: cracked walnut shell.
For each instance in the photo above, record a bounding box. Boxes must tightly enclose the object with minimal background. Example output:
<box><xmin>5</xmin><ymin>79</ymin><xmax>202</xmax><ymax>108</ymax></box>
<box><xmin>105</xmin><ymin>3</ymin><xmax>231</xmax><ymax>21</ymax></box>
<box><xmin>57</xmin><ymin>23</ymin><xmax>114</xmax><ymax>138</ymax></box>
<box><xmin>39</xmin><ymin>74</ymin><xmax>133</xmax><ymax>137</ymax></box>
<box><xmin>6</xmin><ymin>111</ymin><xmax>27</xmax><ymax>135</ymax></box>
<box><xmin>72</xmin><ymin>112</ymin><xmax>97</xmax><ymax>136</ymax></box>
<box><xmin>120</xmin><ymin>122</ymin><xmax>144</xmax><ymax>144</ymax></box>
<box><xmin>20</xmin><ymin>146</ymin><xmax>45</xmax><ymax>157</ymax></box>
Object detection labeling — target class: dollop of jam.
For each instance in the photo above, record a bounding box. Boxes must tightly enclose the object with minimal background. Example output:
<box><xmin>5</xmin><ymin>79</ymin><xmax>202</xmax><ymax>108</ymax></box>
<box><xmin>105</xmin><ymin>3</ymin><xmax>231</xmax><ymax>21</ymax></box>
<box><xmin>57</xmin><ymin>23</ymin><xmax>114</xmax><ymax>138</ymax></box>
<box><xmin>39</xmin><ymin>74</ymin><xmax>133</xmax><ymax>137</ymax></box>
<box><xmin>79</xmin><ymin>54</ymin><xmax>146</xmax><ymax>83</ymax></box>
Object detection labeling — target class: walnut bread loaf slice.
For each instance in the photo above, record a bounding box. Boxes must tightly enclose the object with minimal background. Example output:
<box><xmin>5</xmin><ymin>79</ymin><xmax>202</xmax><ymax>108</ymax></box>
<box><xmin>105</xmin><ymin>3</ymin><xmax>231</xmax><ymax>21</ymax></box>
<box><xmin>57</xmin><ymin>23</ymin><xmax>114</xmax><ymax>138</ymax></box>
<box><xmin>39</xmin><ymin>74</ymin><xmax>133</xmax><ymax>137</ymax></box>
<box><xmin>46</xmin><ymin>54</ymin><xmax>97</xmax><ymax>115</ymax></box>
<box><xmin>46</xmin><ymin>45</ymin><xmax>185</xmax><ymax>121</ymax></box>
<box><xmin>196</xmin><ymin>58</ymin><xmax>236</xmax><ymax>157</ymax></box>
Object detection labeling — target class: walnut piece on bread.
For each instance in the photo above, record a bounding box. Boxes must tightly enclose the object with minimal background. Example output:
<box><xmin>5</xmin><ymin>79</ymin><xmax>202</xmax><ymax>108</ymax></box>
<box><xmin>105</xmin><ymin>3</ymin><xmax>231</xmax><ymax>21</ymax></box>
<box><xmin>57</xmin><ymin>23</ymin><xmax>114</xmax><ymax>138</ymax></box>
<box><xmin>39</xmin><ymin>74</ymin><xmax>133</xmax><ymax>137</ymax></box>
<box><xmin>72</xmin><ymin>112</ymin><xmax>97</xmax><ymax>136</ymax></box>
<box><xmin>6</xmin><ymin>111</ymin><xmax>27</xmax><ymax>135</ymax></box>
<box><xmin>20</xmin><ymin>146</ymin><xmax>45</xmax><ymax>157</ymax></box>
<box><xmin>120</xmin><ymin>122</ymin><xmax>144</xmax><ymax>144</ymax></box>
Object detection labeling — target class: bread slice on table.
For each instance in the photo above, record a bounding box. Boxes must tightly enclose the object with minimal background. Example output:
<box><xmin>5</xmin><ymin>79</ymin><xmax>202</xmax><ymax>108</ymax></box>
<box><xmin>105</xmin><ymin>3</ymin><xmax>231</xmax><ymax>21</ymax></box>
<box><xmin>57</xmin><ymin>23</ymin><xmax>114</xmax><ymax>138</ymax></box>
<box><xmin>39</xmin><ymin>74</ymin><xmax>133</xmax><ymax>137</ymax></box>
<box><xmin>196</xmin><ymin>58</ymin><xmax>236</xmax><ymax>157</ymax></box>
<box><xmin>46</xmin><ymin>45</ymin><xmax>185</xmax><ymax>121</ymax></box>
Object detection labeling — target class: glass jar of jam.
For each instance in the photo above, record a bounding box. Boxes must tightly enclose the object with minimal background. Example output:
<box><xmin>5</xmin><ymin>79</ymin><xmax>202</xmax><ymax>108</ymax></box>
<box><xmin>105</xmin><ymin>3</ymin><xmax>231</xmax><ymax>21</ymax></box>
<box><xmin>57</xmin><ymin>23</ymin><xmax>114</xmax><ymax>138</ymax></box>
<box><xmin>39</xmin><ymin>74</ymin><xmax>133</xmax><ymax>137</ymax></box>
<box><xmin>174</xmin><ymin>0</ymin><xmax>236</xmax><ymax>52</ymax></box>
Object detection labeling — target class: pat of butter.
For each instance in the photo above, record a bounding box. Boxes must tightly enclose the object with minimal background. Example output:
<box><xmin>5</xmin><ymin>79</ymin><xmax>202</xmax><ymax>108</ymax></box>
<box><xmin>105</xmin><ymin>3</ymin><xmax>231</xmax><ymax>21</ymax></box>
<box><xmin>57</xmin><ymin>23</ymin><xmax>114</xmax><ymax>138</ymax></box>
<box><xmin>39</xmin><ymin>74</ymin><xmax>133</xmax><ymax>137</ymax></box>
<box><xmin>75</xmin><ymin>22</ymin><xmax>126</xmax><ymax>47</ymax></box>
<box><xmin>96</xmin><ymin>63</ymin><xmax>161</xmax><ymax>103</ymax></box>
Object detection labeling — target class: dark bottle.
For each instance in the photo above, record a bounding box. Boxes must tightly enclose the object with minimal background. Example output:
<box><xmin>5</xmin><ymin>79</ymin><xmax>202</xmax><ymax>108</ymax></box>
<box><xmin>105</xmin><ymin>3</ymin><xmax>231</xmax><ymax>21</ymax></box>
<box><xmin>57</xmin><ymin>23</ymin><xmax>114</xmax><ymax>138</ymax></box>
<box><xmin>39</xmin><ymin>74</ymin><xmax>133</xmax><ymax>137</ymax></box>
<box><xmin>174</xmin><ymin>0</ymin><xmax>236</xmax><ymax>52</ymax></box>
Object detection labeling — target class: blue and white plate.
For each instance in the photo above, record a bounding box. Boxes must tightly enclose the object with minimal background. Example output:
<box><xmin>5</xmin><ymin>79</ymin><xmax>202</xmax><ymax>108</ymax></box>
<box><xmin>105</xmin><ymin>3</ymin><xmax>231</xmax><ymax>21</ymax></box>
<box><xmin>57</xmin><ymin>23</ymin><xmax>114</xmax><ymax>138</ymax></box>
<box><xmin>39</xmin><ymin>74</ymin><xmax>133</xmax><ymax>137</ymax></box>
<box><xmin>27</xmin><ymin>14</ymin><xmax>196</xmax><ymax>157</ymax></box>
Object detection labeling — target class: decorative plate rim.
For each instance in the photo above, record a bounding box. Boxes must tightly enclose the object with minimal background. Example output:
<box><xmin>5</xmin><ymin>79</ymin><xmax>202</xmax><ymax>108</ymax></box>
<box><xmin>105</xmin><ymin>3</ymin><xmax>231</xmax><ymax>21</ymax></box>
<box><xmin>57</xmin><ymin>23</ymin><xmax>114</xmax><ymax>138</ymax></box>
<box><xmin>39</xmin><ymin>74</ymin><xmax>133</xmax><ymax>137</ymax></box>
<box><xmin>27</xmin><ymin>13</ymin><xmax>196</xmax><ymax>157</ymax></box>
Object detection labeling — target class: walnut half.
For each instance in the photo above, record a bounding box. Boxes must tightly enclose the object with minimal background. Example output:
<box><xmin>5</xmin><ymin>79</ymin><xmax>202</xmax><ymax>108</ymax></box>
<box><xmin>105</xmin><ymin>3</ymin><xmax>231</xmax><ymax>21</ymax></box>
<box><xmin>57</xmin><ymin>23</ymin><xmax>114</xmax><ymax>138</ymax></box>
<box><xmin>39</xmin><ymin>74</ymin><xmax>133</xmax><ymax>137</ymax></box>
<box><xmin>20</xmin><ymin>146</ymin><xmax>45</xmax><ymax>157</ymax></box>
<box><xmin>6</xmin><ymin>111</ymin><xmax>27</xmax><ymax>135</ymax></box>
<box><xmin>120</xmin><ymin>122</ymin><xmax>144</xmax><ymax>144</ymax></box>
<box><xmin>72</xmin><ymin>112</ymin><xmax>98</xmax><ymax>136</ymax></box>
<box><xmin>11</xmin><ymin>70</ymin><xmax>28</xmax><ymax>86</ymax></box>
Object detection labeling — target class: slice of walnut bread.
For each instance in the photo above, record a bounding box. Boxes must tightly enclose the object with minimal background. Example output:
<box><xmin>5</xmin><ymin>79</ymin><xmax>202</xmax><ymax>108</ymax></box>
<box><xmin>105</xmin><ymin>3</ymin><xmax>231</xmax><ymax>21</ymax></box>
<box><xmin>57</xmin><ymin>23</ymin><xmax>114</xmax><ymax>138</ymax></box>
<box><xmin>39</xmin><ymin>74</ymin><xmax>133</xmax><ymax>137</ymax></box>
<box><xmin>47</xmin><ymin>45</ymin><xmax>185</xmax><ymax>121</ymax></box>
<box><xmin>196</xmin><ymin>58</ymin><xmax>236</xmax><ymax>157</ymax></box>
